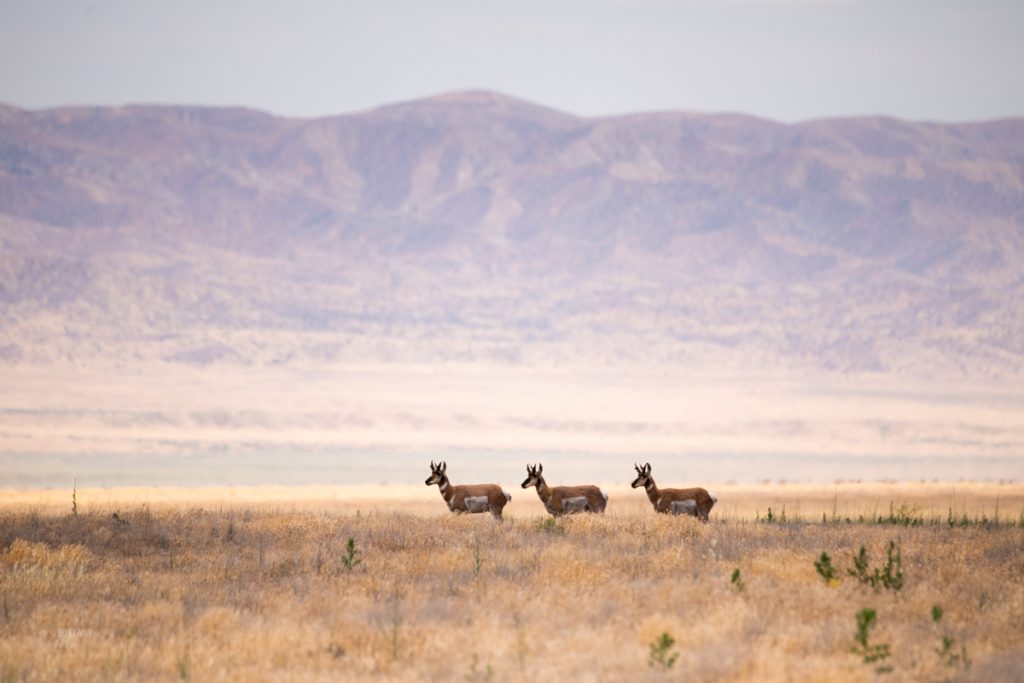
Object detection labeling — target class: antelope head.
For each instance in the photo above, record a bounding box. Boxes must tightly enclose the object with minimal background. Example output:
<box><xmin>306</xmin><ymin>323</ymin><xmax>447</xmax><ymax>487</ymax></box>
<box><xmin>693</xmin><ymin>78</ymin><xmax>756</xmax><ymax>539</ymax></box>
<box><xmin>631</xmin><ymin>462</ymin><xmax>653</xmax><ymax>488</ymax></box>
<box><xmin>424</xmin><ymin>460</ymin><xmax>447</xmax><ymax>486</ymax></box>
<box><xmin>521</xmin><ymin>463</ymin><xmax>543</xmax><ymax>489</ymax></box>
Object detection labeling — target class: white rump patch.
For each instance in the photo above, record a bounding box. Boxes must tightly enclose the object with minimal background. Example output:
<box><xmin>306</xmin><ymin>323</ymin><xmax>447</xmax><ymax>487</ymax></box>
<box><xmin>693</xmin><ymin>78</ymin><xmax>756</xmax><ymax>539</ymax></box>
<box><xmin>562</xmin><ymin>496</ymin><xmax>589</xmax><ymax>513</ymax></box>
<box><xmin>503</xmin><ymin>492</ymin><xmax>512</xmax><ymax>502</ymax></box>
<box><xmin>708</xmin><ymin>491</ymin><xmax>718</xmax><ymax>503</ymax></box>
<box><xmin>464</xmin><ymin>496</ymin><xmax>490</xmax><ymax>513</ymax></box>
<box><xmin>671</xmin><ymin>499</ymin><xmax>698</xmax><ymax>516</ymax></box>
<box><xmin>600</xmin><ymin>491</ymin><xmax>608</xmax><ymax>503</ymax></box>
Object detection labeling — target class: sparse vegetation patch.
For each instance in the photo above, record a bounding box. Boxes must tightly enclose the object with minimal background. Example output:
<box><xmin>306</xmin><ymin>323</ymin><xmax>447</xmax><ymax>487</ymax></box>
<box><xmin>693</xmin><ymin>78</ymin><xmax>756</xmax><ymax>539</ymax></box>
<box><xmin>648</xmin><ymin>632</ymin><xmax>679</xmax><ymax>670</ymax></box>
<box><xmin>342</xmin><ymin>536</ymin><xmax>362</xmax><ymax>572</ymax></box>
<box><xmin>851</xmin><ymin>607</ymin><xmax>892</xmax><ymax>673</ymax></box>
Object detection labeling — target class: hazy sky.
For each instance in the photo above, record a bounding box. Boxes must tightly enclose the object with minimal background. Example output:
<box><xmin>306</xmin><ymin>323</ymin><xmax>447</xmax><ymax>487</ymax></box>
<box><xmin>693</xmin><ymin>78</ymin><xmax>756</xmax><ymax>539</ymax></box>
<box><xmin>1</xmin><ymin>0</ymin><xmax>1022</xmax><ymax>122</ymax></box>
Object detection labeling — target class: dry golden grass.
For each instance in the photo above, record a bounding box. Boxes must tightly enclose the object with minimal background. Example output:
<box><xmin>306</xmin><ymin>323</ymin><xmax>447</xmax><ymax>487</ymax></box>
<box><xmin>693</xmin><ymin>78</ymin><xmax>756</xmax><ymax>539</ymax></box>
<box><xmin>1</xmin><ymin>484</ymin><xmax>1022</xmax><ymax>682</ymax></box>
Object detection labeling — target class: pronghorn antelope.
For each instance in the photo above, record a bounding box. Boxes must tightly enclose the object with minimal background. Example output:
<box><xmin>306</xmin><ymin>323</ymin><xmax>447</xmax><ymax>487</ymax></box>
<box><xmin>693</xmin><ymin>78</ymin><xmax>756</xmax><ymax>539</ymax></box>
<box><xmin>631</xmin><ymin>462</ymin><xmax>717</xmax><ymax>521</ymax></box>
<box><xmin>424</xmin><ymin>461</ymin><xmax>511</xmax><ymax>519</ymax></box>
<box><xmin>521</xmin><ymin>463</ymin><xmax>608</xmax><ymax>516</ymax></box>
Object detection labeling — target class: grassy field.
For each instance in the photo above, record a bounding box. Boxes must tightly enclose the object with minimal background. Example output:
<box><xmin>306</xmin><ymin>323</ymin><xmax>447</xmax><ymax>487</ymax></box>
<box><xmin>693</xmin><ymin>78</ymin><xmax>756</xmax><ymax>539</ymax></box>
<box><xmin>1</xmin><ymin>483</ymin><xmax>1022</xmax><ymax>682</ymax></box>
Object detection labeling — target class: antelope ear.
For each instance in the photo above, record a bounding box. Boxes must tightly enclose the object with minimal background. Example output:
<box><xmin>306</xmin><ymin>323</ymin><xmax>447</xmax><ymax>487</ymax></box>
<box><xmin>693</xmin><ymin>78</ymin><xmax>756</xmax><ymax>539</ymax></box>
<box><xmin>538</xmin><ymin>463</ymin><xmax>543</xmax><ymax>474</ymax></box>
<box><xmin>441</xmin><ymin>461</ymin><xmax>447</xmax><ymax>473</ymax></box>
<box><xmin>644</xmin><ymin>463</ymin><xmax>652</xmax><ymax>474</ymax></box>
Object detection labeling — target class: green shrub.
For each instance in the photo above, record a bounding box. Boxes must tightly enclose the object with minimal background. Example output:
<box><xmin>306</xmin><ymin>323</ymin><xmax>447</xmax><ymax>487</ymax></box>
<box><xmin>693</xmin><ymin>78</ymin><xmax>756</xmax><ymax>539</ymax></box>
<box><xmin>851</xmin><ymin>608</ymin><xmax>891</xmax><ymax>673</ymax></box>
<box><xmin>342</xmin><ymin>537</ymin><xmax>362</xmax><ymax>572</ymax></box>
<box><xmin>931</xmin><ymin>605</ymin><xmax>970</xmax><ymax>669</ymax></box>
<box><xmin>847</xmin><ymin>541</ymin><xmax>903</xmax><ymax>592</ymax></box>
<box><xmin>879</xmin><ymin>541</ymin><xmax>903</xmax><ymax>591</ymax></box>
<box><xmin>814</xmin><ymin>552</ymin><xmax>838</xmax><ymax>585</ymax></box>
<box><xmin>648</xmin><ymin>632</ymin><xmax>678</xmax><ymax>669</ymax></box>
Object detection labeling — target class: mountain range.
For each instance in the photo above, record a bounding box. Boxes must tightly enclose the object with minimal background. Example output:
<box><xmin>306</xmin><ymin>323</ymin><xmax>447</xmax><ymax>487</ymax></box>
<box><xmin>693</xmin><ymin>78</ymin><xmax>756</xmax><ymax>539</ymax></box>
<box><xmin>2</xmin><ymin>90</ymin><xmax>1023</xmax><ymax>376</ymax></box>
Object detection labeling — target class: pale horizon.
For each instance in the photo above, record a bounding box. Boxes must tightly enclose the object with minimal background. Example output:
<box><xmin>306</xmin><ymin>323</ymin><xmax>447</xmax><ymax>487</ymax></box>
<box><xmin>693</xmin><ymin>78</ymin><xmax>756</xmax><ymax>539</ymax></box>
<box><xmin>2</xmin><ymin>0</ymin><xmax>1023</xmax><ymax>123</ymax></box>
